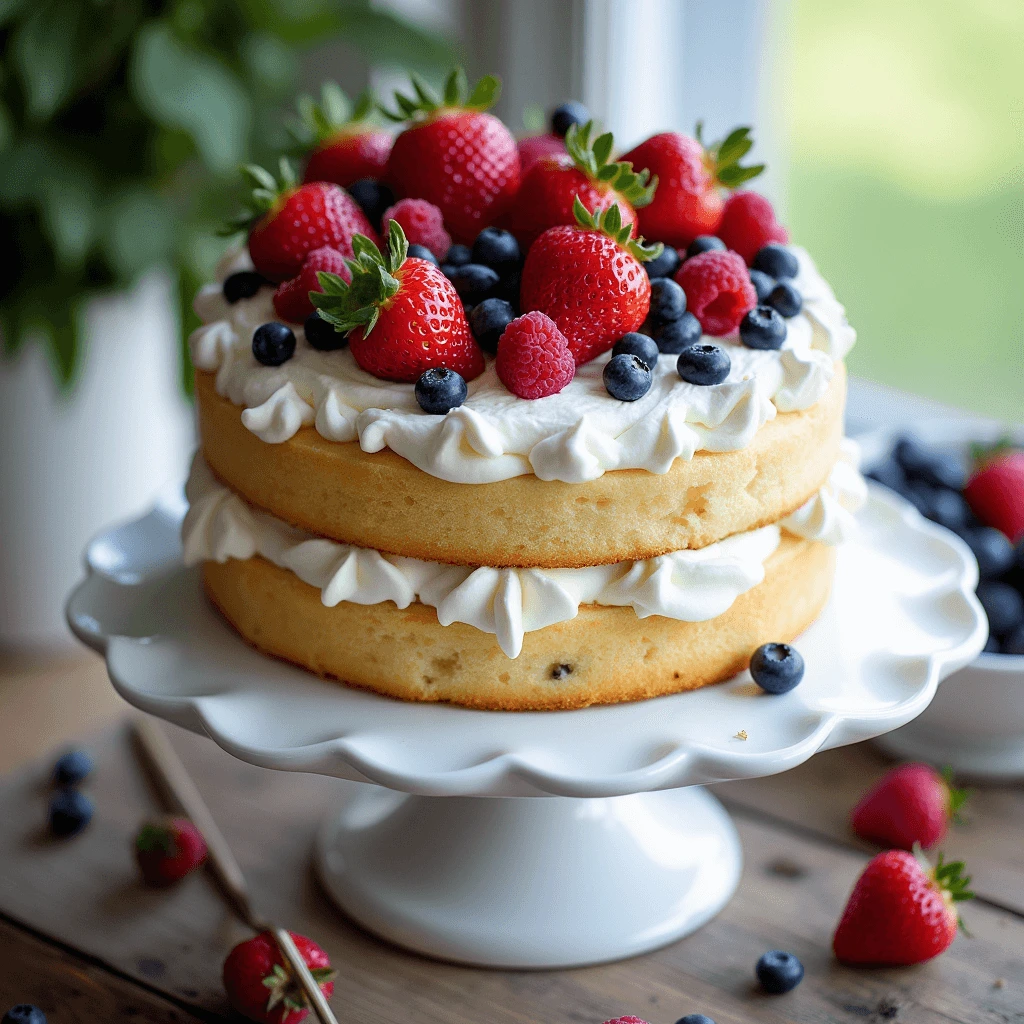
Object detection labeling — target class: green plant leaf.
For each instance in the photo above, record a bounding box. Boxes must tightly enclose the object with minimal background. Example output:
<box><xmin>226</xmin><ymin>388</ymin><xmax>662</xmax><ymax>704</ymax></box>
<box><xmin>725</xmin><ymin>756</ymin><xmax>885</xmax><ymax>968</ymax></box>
<box><xmin>12</xmin><ymin>0</ymin><xmax>81</xmax><ymax>120</ymax></box>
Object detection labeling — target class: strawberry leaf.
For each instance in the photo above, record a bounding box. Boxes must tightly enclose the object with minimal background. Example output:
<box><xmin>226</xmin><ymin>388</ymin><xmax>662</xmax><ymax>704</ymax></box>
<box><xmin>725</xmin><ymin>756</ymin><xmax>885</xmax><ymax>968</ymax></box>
<box><xmin>570</xmin><ymin>195</ymin><xmax>664</xmax><ymax>263</ymax></box>
<box><xmin>466</xmin><ymin>74</ymin><xmax>500</xmax><ymax>111</ymax></box>
<box><xmin>700</xmin><ymin>121</ymin><xmax>765</xmax><ymax>189</ymax></box>
<box><xmin>381</xmin><ymin>68</ymin><xmax>500</xmax><ymax>122</ymax></box>
<box><xmin>290</xmin><ymin>83</ymin><xmax>379</xmax><ymax>148</ymax></box>
<box><xmin>564</xmin><ymin>121</ymin><xmax>657</xmax><ymax>208</ymax></box>
<box><xmin>134</xmin><ymin>821</ymin><xmax>178</xmax><ymax>857</ymax></box>
<box><xmin>941</xmin><ymin>766</ymin><xmax>972</xmax><ymax>824</ymax></box>
<box><xmin>221</xmin><ymin>158</ymin><xmax>298</xmax><ymax>236</ymax></box>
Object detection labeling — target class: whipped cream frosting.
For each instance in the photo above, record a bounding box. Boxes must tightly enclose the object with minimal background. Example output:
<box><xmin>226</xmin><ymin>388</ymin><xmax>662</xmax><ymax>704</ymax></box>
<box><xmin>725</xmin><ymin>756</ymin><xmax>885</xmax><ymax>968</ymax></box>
<box><xmin>183</xmin><ymin>451</ymin><xmax>865</xmax><ymax>658</ymax></box>
<box><xmin>190</xmin><ymin>246</ymin><xmax>855</xmax><ymax>484</ymax></box>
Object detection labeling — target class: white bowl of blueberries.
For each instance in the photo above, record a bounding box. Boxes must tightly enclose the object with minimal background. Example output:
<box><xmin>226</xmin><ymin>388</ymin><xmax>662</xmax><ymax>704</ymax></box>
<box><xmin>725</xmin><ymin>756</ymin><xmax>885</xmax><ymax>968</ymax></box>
<box><xmin>860</xmin><ymin>420</ymin><xmax>1024</xmax><ymax>780</ymax></box>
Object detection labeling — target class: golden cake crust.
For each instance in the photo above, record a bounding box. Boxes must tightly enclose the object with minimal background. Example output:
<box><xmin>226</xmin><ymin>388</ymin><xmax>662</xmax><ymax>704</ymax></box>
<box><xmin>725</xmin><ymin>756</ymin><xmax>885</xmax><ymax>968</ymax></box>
<box><xmin>195</xmin><ymin>365</ymin><xmax>846</xmax><ymax>567</ymax></box>
<box><xmin>200</xmin><ymin>534</ymin><xmax>835</xmax><ymax>711</ymax></box>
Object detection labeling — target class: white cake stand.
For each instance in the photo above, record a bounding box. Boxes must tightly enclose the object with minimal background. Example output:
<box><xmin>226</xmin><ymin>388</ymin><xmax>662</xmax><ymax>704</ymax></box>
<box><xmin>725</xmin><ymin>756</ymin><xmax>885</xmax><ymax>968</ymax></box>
<box><xmin>67</xmin><ymin>485</ymin><xmax>985</xmax><ymax>969</ymax></box>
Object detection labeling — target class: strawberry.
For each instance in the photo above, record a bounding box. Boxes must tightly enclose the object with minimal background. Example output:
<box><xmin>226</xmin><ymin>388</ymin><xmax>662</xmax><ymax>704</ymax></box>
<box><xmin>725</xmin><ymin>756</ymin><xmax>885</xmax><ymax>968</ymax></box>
<box><xmin>964</xmin><ymin>450</ymin><xmax>1024</xmax><ymax>544</ymax></box>
<box><xmin>852</xmin><ymin>763</ymin><xmax>969</xmax><ymax>851</ymax></box>
<box><xmin>382</xmin><ymin>69</ymin><xmax>520</xmax><ymax>244</ymax></box>
<box><xmin>134</xmin><ymin>817</ymin><xmax>208</xmax><ymax>886</ymax></box>
<box><xmin>518</xmin><ymin>132</ymin><xmax>566</xmax><ymax>175</ymax></box>
<box><xmin>223</xmin><ymin>930</ymin><xmax>335</xmax><ymax>1024</ymax></box>
<box><xmin>520</xmin><ymin>197</ymin><xmax>661</xmax><ymax>365</ymax></box>
<box><xmin>381</xmin><ymin>198</ymin><xmax>451</xmax><ymax>261</ymax></box>
<box><xmin>621</xmin><ymin>124</ymin><xmax>764</xmax><ymax>248</ymax></box>
<box><xmin>833</xmin><ymin>846</ymin><xmax>973</xmax><ymax>966</ymax></box>
<box><xmin>272</xmin><ymin>247</ymin><xmax>351</xmax><ymax>324</ymax></box>
<box><xmin>226</xmin><ymin>159</ymin><xmax>380</xmax><ymax>283</ymax></box>
<box><xmin>312</xmin><ymin>221</ymin><xmax>484</xmax><ymax>383</ymax></box>
<box><xmin>717</xmin><ymin>190</ymin><xmax>789</xmax><ymax>264</ymax></box>
<box><xmin>294</xmin><ymin>84</ymin><xmax>392</xmax><ymax>187</ymax></box>
<box><xmin>504</xmin><ymin>121</ymin><xmax>655</xmax><ymax>252</ymax></box>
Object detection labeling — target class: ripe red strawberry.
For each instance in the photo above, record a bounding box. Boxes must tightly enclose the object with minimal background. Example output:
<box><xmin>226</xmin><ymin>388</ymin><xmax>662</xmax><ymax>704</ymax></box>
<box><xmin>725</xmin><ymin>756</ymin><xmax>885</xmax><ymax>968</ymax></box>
<box><xmin>495</xmin><ymin>311</ymin><xmax>575</xmax><ymax>399</ymax></box>
<box><xmin>504</xmin><ymin>121</ymin><xmax>655</xmax><ymax>251</ymax></box>
<box><xmin>833</xmin><ymin>847</ymin><xmax>973</xmax><ymax>966</ymax></box>
<box><xmin>621</xmin><ymin>124</ymin><xmax>764</xmax><ymax>248</ymax></box>
<box><xmin>852</xmin><ymin>763</ymin><xmax>968</xmax><ymax>851</ymax></box>
<box><xmin>273</xmin><ymin>247</ymin><xmax>351</xmax><ymax>324</ymax></box>
<box><xmin>676</xmin><ymin>249</ymin><xmax>756</xmax><ymax>336</ymax></box>
<box><xmin>312</xmin><ymin>221</ymin><xmax>484</xmax><ymax>382</ymax></box>
<box><xmin>521</xmin><ymin>199</ymin><xmax>660</xmax><ymax>365</ymax></box>
<box><xmin>134</xmin><ymin>817</ymin><xmax>207</xmax><ymax>886</ymax></box>
<box><xmin>964</xmin><ymin>451</ymin><xmax>1024</xmax><ymax>544</ymax></box>
<box><xmin>383</xmin><ymin>69</ymin><xmax>520</xmax><ymax>244</ymax></box>
<box><xmin>381</xmin><ymin>198</ymin><xmax>451</xmax><ymax>261</ymax></box>
<box><xmin>295</xmin><ymin>84</ymin><xmax>392</xmax><ymax>187</ymax></box>
<box><xmin>223</xmin><ymin>930</ymin><xmax>335</xmax><ymax>1024</ymax></box>
<box><xmin>717</xmin><ymin>190</ymin><xmax>789</xmax><ymax>265</ymax></box>
<box><xmin>229</xmin><ymin>159</ymin><xmax>380</xmax><ymax>283</ymax></box>
<box><xmin>518</xmin><ymin>132</ymin><xmax>566</xmax><ymax>174</ymax></box>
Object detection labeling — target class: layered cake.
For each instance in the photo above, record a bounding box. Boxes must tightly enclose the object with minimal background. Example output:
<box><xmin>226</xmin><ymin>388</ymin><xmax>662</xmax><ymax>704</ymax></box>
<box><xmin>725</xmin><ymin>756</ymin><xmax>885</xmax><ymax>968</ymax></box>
<box><xmin>183</xmin><ymin>72</ymin><xmax>864</xmax><ymax>709</ymax></box>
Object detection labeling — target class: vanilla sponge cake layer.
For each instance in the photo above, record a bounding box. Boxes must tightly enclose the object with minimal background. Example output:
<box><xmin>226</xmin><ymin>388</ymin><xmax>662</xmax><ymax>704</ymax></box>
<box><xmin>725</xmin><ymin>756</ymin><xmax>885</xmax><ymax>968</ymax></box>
<box><xmin>196</xmin><ymin>364</ymin><xmax>845</xmax><ymax>568</ymax></box>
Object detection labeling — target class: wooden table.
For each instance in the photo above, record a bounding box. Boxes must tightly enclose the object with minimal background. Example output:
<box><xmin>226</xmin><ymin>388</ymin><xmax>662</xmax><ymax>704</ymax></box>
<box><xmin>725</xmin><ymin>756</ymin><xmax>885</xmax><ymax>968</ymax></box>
<box><xmin>0</xmin><ymin>650</ymin><xmax>1022</xmax><ymax>1024</ymax></box>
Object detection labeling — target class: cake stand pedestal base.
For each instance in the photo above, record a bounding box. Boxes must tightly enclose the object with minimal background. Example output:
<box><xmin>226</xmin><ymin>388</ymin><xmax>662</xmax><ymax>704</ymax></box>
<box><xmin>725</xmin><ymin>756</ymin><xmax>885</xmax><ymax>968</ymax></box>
<box><xmin>315</xmin><ymin>786</ymin><xmax>741</xmax><ymax>969</ymax></box>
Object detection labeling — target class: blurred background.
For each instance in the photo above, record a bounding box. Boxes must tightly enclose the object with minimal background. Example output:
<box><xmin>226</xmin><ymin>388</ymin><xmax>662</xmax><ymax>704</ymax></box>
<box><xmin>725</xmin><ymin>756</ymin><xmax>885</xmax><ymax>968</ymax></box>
<box><xmin>1</xmin><ymin>0</ymin><xmax>1022</xmax><ymax>652</ymax></box>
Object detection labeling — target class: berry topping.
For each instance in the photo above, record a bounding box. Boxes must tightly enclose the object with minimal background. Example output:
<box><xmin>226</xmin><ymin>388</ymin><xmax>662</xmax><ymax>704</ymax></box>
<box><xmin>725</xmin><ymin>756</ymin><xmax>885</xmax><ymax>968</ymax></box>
<box><xmin>717</xmin><ymin>191</ymin><xmax>789</xmax><ymax>265</ymax></box>
<box><xmin>643</xmin><ymin>246</ymin><xmax>682</xmax><ymax>281</ymax></box>
<box><xmin>748</xmin><ymin>268</ymin><xmax>775</xmax><ymax>302</ymax></box>
<box><xmin>495</xmin><ymin>311</ymin><xmax>575</xmax><ymax>400</ymax></box>
<box><xmin>739</xmin><ymin>305</ymin><xmax>788</xmax><ymax>350</ymax></box>
<box><xmin>304</xmin><ymin>312</ymin><xmax>346</xmax><ymax>351</ymax></box>
<box><xmin>833</xmin><ymin>847</ymin><xmax>973</xmax><ymax>966</ymax></box>
<box><xmin>382</xmin><ymin>197</ymin><xmax>452</xmax><ymax>261</ymax></box>
<box><xmin>962</xmin><ymin>525</ymin><xmax>1015</xmax><ymax>578</ymax></box>
<box><xmin>382</xmin><ymin>69</ymin><xmax>520</xmax><ymax>243</ymax></box>
<box><xmin>647</xmin><ymin>277</ymin><xmax>687</xmax><ymax>327</ymax></box>
<box><xmin>977</xmin><ymin>580</ymin><xmax>1023</xmax><ymax>636</ymax></box>
<box><xmin>407</xmin><ymin>243</ymin><xmax>439</xmax><ymax>266</ymax></box>
<box><xmin>223</xmin><ymin>271</ymin><xmax>267</xmax><ymax>304</ymax></box>
<box><xmin>750</xmin><ymin>642</ymin><xmax>804</xmax><ymax>693</ymax></box>
<box><xmin>676</xmin><ymin>1016</ymin><xmax>715</xmax><ymax>1024</ymax></box>
<box><xmin>551</xmin><ymin>100</ymin><xmax>591</xmax><ymax>137</ymax></box>
<box><xmin>964</xmin><ymin>451</ymin><xmax>1024</xmax><ymax>544</ymax></box>
<box><xmin>253</xmin><ymin>322</ymin><xmax>297</xmax><ymax>367</ymax></box>
<box><xmin>415</xmin><ymin>367</ymin><xmax>468</xmax><ymax>414</ymax></box>
<box><xmin>685</xmin><ymin>235</ymin><xmax>726</xmax><ymax>259</ymax></box>
<box><xmin>755</xmin><ymin>950</ymin><xmax>804</xmax><ymax>994</ymax></box>
<box><xmin>655</xmin><ymin>312</ymin><xmax>702</xmax><ymax>354</ymax></box>
<box><xmin>272</xmin><ymin>247</ymin><xmax>350</xmax><ymax>324</ymax></box>
<box><xmin>518</xmin><ymin>133</ymin><xmax>567</xmax><ymax>174</ymax></box>
<box><xmin>2</xmin><ymin>1008</ymin><xmax>46</xmax><ymax>1024</ymax></box>
<box><xmin>347</xmin><ymin>178</ymin><xmax>394</xmax><ymax>231</ymax></box>
<box><xmin>767</xmin><ymin>281</ymin><xmax>803</xmax><ymax>318</ymax></box>
<box><xmin>894</xmin><ymin>437</ymin><xmax>966</xmax><ymax>490</ymax></box>
<box><xmin>53</xmin><ymin>748</ymin><xmax>93</xmax><ymax>786</ymax></box>
<box><xmin>448</xmin><ymin>263</ymin><xmax>500</xmax><ymax>304</ymax></box>
<box><xmin>445</xmin><ymin>243</ymin><xmax>472</xmax><ymax>267</ymax></box>
<box><xmin>752</xmin><ymin>242</ymin><xmax>799</xmax><ymax>280</ymax></box>
<box><xmin>601</xmin><ymin>1018</ymin><xmax>650</xmax><ymax>1024</ymax></box>
<box><xmin>604</xmin><ymin>352</ymin><xmax>653</xmax><ymax>402</ymax></box>
<box><xmin>612</xmin><ymin>331</ymin><xmax>659</xmax><ymax>366</ymax></box>
<box><xmin>313</xmin><ymin>221</ymin><xmax>483</xmax><ymax>383</ymax></box>
<box><xmin>471</xmin><ymin>226</ymin><xmax>522</xmax><ymax>274</ymax></box>
<box><xmin>49</xmin><ymin>789</ymin><xmax>93</xmax><ymax>837</ymax></box>
<box><xmin>677</xmin><ymin>343</ymin><xmax>730</xmax><ymax>386</ymax></box>
<box><xmin>1004</xmin><ymin>624</ymin><xmax>1024</xmax><ymax>655</ymax></box>
<box><xmin>469</xmin><ymin>297</ymin><xmax>516</xmax><ymax>355</ymax></box>
<box><xmin>135</xmin><ymin>816</ymin><xmax>209</xmax><ymax>886</ymax></box>
<box><xmin>675</xmin><ymin>249</ymin><xmax>756</xmax><ymax>336</ymax></box>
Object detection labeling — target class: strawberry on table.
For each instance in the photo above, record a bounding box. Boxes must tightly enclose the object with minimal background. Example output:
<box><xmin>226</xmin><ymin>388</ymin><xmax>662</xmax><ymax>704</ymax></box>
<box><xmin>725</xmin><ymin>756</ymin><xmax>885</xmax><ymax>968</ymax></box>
<box><xmin>383</xmin><ymin>69</ymin><xmax>520</xmax><ymax>244</ymax></box>
<box><xmin>272</xmin><ymin>247</ymin><xmax>351</xmax><ymax>324</ymax></box>
<box><xmin>833</xmin><ymin>846</ymin><xmax>973</xmax><ymax>966</ymax></box>
<box><xmin>223</xmin><ymin>930</ymin><xmax>335</xmax><ymax>1024</ymax></box>
<box><xmin>622</xmin><ymin>124</ymin><xmax>765</xmax><ymax>248</ymax></box>
<box><xmin>964</xmin><ymin>450</ymin><xmax>1024</xmax><ymax>544</ymax></box>
<box><xmin>134</xmin><ymin>817</ymin><xmax>208</xmax><ymax>886</ymax></box>
<box><xmin>312</xmin><ymin>221</ymin><xmax>484</xmax><ymax>383</ymax></box>
<box><xmin>717</xmin><ymin>190</ymin><xmax>789</xmax><ymax>265</ymax></box>
<box><xmin>294</xmin><ymin>83</ymin><xmax>392</xmax><ymax>188</ymax></box>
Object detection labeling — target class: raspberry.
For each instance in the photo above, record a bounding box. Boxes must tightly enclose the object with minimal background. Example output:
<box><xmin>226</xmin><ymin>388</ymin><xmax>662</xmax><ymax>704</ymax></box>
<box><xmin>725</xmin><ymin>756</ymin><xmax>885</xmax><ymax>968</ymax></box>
<box><xmin>717</xmin><ymin>190</ymin><xmax>789</xmax><ymax>265</ymax></box>
<box><xmin>495</xmin><ymin>311</ymin><xmax>575</xmax><ymax>399</ymax></box>
<box><xmin>273</xmin><ymin>247</ymin><xmax>350</xmax><ymax>324</ymax></box>
<box><xmin>382</xmin><ymin>198</ymin><xmax>452</xmax><ymax>261</ymax></box>
<box><xmin>601</xmin><ymin>1018</ymin><xmax>651</xmax><ymax>1024</ymax></box>
<box><xmin>964</xmin><ymin>452</ymin><xmax>1024</xmax><ymax>543</ymax></box>
<box><xmin>676</xmin><ymin>250</ymin><xmax>757</xmax><ymax>337</ymax></box>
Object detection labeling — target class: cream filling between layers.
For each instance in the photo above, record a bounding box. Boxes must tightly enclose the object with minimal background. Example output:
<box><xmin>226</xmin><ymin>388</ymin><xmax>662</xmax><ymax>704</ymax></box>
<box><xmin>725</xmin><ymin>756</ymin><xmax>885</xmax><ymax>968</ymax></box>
<box><xmin>182</xmin><ymin>443</ymin><xmax>865</xmax><ymax>659</ymax></box>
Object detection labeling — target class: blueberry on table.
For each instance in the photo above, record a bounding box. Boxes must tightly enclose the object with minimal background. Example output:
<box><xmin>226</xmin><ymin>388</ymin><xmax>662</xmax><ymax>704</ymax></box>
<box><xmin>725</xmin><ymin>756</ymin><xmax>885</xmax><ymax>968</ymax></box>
<box><xmin>677</xmin><ymin>344</ymin><xmax>730</xmax><ymax>386</ymax></box>
<box><xmin>750</xmin><ymin>643</ymin><xmax>805</xmax><ymax>694</ymax></box>
<box><xmin>894</xmin><ymin>437</ymin><xmax>966</xmax><ymax>490</ymax></box>
<box><xmin>252</xmin><ymin>322</ymin><xmax>296</xmax><ymax>366</ymax></box>
<box><xmin>407</xmin><ymin>243</ymin><xmax>439</xmax><ymax>267</ymax></box>
<box><xmin>612</xmin><ymin>331</ymin><xmax>659</xmax><ymax>366</ymax></box>
<box><xmin>756</xmin><ymin>950</ymin><xmax>805</xmax><ymax>993</ymax></box>
<box><xmin>2</xmin><ymin>1006</ymin><xmax>47</xmax><ymax>1024</ymax></box>
<box><xmin>550</xmin><ymin>100</ymin><xmax>591</xmax><ymax>137</ymax></box>
<box><xmin>52</xmin><ymin>748</ymin><xmax>93</xmax><ymax>786</ymax></box>
<box><xmin>686</xmin><ymin>235</ymin><xmax>726</xmax><ymax>259</ymax></box>
<box><xmin>984</xmin><ymin>635</ymin><xmax>1002</xmax><ymax>654</ymax></box>
<box><xmin>471</xmin><ymin>227</ymin><xmax>521</xmax><ymax>274</ymax></box>
<box><xmin>1003</xmin><ymin>624</ymin><xmax>1024</xmax><ymax>655</ymax></box>
<box><xmin>767</xmin><ymin>281</ymin><xmax>803</xmax><ymax>318</ymax></box>
<box><xmin>415</xmin><ymin>367</ymin><xmax>468</xmax><ymax>415</ymax></box>
<box><xmin>927</xmin><ymin>488</ymin><xmax>969</xmax><ymax>531</ymax></box>
<box><xmin>304</xmin><ymin>312</ymin><xmax>346</xmax><ymax>351</ymax></box>
<box><xmin>49</xmin><ymin>789</ymin><xmax>94</xmax><ymax>838</ymax></box>
<box><xmin>444</xmin><ymin>243</ymin><xmax>473</xmax><ymax>267</ymax></box>
<box><xmin>647</xmin><ymin>277</ymin><xmax>687</xmax><ymax>326</ymax></box>
<box><xmin>962</xmin><ymin>526</ymin><xmax>1015</xmax><ymax>578</ymax></box>
<box><xmin>752</xmin><ymin>243</ymin><xmax>799</xmax><ymax>280</ymax></box>
<box><xmin>222</xmin><ymin>271</ymin><xmax>265</xmax><ymax>304</ymax></box>
<box><xmin>347</xmin><ymin>178</ymin><xmax>394</xmax><ymax>228</ymax></box>
<box><xmin>604</xmin><ymin>353</ymin><xmax>653</xmax><ymax>402</ymax></box>
<box><xmin>656</xmin><ymin>312</ymin><xmax>702</xmax><ymax>354</ymax></box>
<box><xmin>448</xmin><ymin>263</ymin><xmax>500</xmax><ymax>304</ymax></box>
<box><xmin>976</xmin><ymin>581</ymin><xmax>1024</xmax><ymax>636</ymax></box>
<box><xmin>468</xmin><ymin>298</ymin><xmax>516</xmax><ymax>356</ymax></box>
<box><xmin>866</xmin><ymin>458</ymin><xmax>906</xmax><ymax>494</ymax></box>
<box><xmin>740</xmin><ymin>305</ymin><xmax>788</xmax><ymax>350</ymax></box>
<box><xmin>643</xmin><ymin>245</ymin><xmax>682</xmax><ymax>280</ymax></box>
<box><xmin>748</xmin><ymin>268</ymin><xmax>775</xmax><ymax>303</ymax></box>
<box><xmin>676</xmin><ymin>1016</ymin><xmax>716</xmax><ymax>1024</ymax></box>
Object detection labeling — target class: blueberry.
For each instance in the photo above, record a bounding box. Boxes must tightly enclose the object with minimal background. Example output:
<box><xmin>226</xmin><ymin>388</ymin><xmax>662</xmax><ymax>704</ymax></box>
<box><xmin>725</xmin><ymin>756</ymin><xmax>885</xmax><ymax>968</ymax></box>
<box><xmin>928</xmin><ymin>487</ymin><xmax>970</xmax><ymax>531</ymax></box>
<box><xmin>49</xmin><ymin>789</ymin><xmax>94</xmax><ymax>838</ymax></box>
<box><xmin>686</xmin><ymin>235</ymin><xmax>726</xmax><ymax>259</ymax></box>
<box><xmin>468</xmin><ymin>298</ymin><xmax>516</xmax><ymax>356</ymax></box>
<box><xmin>347</xmin><ymin>178</ymin><xmax>394</xmax><ymax>229</ymax></box>
<box><xmin>677</xmin><ymin>344</ymin><xmax>730</xmax><ymax>386</ymax></box>
<box><xmin>984</xmin><ymin>635</ymin><xmax>1002</xmax><ymax>654</ymax></box>
<box><xmin>1003</xmin><ymin>624</ymin><xmax>1024</xmax><ymax>656</ymax></box>
<box><xmin>648</xmin><ymin>277</ymin><xmax>686</xmax><ymax>326</ymax></box>
<box><xmin>252</xmin><ymin>322</ymin><xmax>296</xmax><ymax>366</ymax></box>
<box><xmin>756</xmin><ymin>950</ymin><xmax>804</xmax><ymax>994</ymax></box>
<box><xmin>2</xmin><ymin>1007</ymin><xmax>47</xmax><ymax>1024</ymax></box>
<box><xmin>866</xmin><ymin>457</ymin><xmax>906</xmax><ymax>494</ymax></box>
<box><xmin>675</xmin><ymin>1017</ymin><xmax>716</xmax><ymax>1024</ymax></box>
<box><xmin>448</xmin><ymin>263</ymin><xmax>500</xmax><ymax>304</ymax></box>
<box><xmin>612</xmin><ymin>331</ymin><xmax>659</xmax><ymax>366</ymax></box>
<box><xmin>550</xmin><ymin>100</ymin><xmax>591</xmax><ymax>137</ymax></box>
<box><xmin>767</xmin><ymin>281</ymin><xmax>803</xmax><ymax>318</ymax></box>
<box><xmin>445</xmin><ymin>243</ymin><xmax>473</xmax><ymax>267</ymax></box>
<box><xmin>894</xmin><ymin>438</ymin><xmax>966</xmax><ymax>490</ymax></box>
<box><xmin>977</xmin><ymin>581</ymin><xmax>1024</xmax><ymax>636</ymax></box>
<box><xmin>740</xmin><ymin>305</ymin><xmax>787</xmax><ymax>350</ymax></box>
<box><xmin>750</xmin><ymin>643</ymin><xmax>805</xmax><ymax>694</ymax></box>
<box><xmin>304</xmin><ymin>312</ymin><xmax>346</xmax><ymax>351</ymax></box>
<box><xmin>222</xmin><ymin>271</ymin><xmax>265</xmax><ymax>304</ymax></box>
<box><xmin>752</xmin><ymin>243</ymin><xmax>799</xmax><ymax>280</ymax></box>
<box><xmin>53</xmin><ymin>749</ymin><xmax>93</xmax><ymax>786</ymax></box>
<box><xmin>604</xmin><ymin>353</ymin><xmax>653</xmax><ymax>402</ymax></box>
<box><xmin>748</xmin><ymin>269</ymin><xmax>775</xmax><ymax>303</ymax></box>
<box><xmin>656</xmin><ymin>312</ymin><xmax>702</xmax><ymax>353</ymax></box>
<box><xmin>962</xmin><ymin>526</ymin><xmax>1015</xmax><ymax>578</ymax></box>
<box><xmin>497</xmin><ymin>268</ymin><xmax>522</xmax><ymax>310</ymax></box>
<box><xmin>415</xmin><ymin>367</ymin><xmax>468</xmax><ymax>415</ymax></box>
<box><xmin>644</xmin><ymin>246</ymin><xmax>682</xmax><ymax>280</ymax></box>
<box><xmin>471</xmin><ymin>227</ymin><xmax>521</xmax><ymax>274</ymax></box>
<box><xmin>407</xmin><ymin>243</ymin><xmax>439</xmax><ymax>267</ymax></box>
